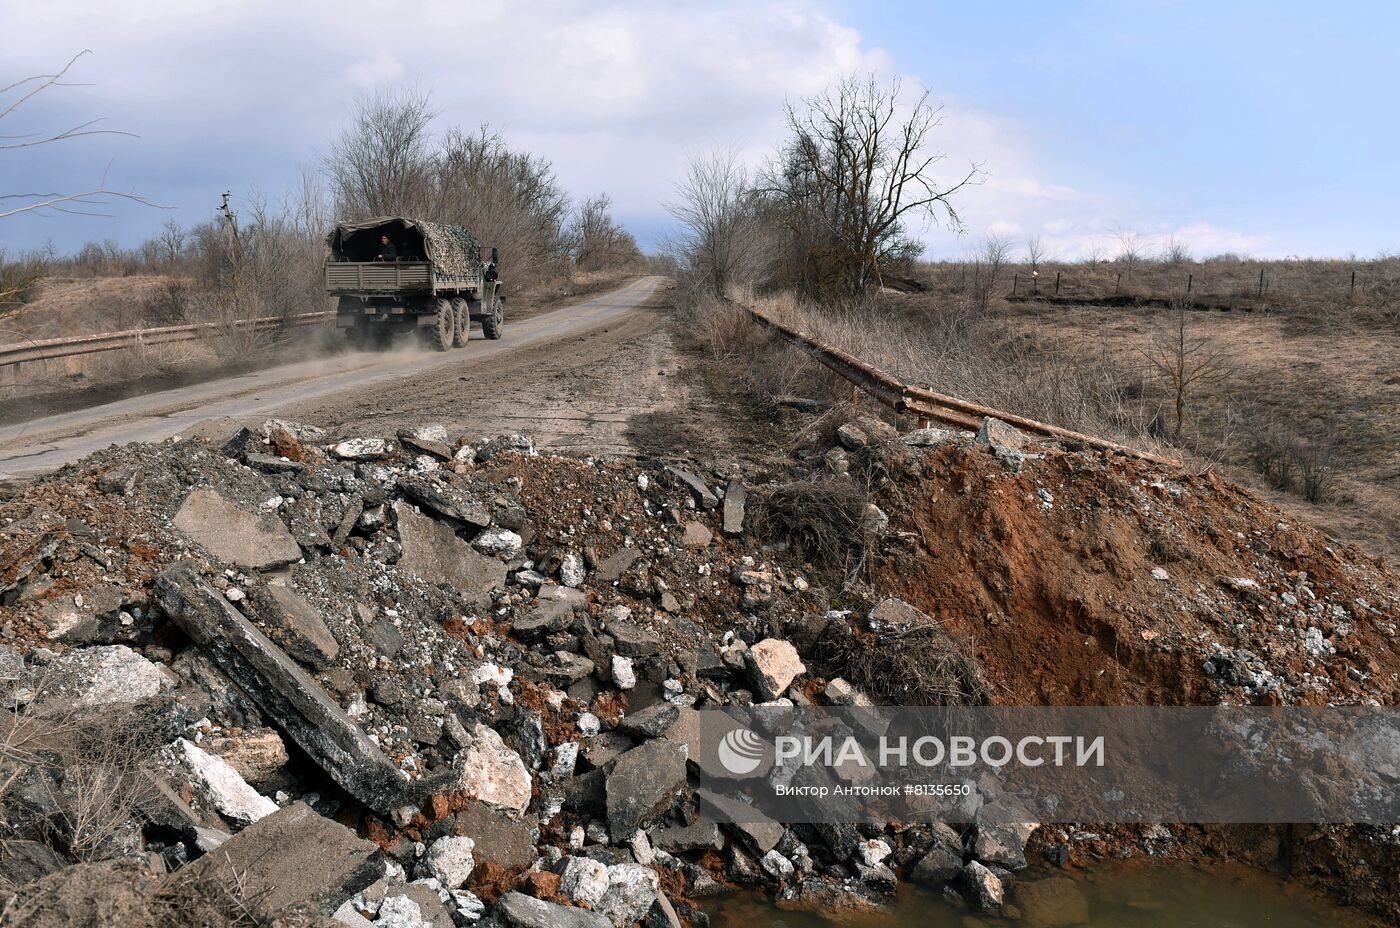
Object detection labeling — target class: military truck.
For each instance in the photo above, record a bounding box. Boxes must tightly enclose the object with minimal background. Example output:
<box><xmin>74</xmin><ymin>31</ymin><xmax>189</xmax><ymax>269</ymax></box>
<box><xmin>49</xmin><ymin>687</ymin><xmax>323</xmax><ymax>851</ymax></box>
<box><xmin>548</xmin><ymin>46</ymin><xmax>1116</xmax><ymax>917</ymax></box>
<box><xmin>324</xmin><ymin>216</ymin><xmax>504</xmax><ymax>350</ymax></box>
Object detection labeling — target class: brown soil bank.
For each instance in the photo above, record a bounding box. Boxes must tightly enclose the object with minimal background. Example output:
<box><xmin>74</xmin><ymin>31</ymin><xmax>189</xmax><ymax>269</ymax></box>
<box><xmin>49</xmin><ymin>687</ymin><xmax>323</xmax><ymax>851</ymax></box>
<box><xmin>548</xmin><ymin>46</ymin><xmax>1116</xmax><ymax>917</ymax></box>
<box><xmin>863</xmin><ymin>440</ymin><xmax>1399</xmax><ymax>707</ymax></box>
<box><xmin>846</xmin><ymin>431</ymin><xmax>1400</xmax><ymax>921</ymax></box>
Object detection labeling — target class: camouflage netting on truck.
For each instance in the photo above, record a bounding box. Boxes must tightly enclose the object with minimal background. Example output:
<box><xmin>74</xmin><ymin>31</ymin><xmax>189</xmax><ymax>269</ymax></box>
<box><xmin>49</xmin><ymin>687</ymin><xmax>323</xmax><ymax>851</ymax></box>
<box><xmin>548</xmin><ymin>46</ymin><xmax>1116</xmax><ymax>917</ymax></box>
<box><xmin>326</xmin><ymin>216</ymin><xmax>482</xmax><ymax>276</ymax></box>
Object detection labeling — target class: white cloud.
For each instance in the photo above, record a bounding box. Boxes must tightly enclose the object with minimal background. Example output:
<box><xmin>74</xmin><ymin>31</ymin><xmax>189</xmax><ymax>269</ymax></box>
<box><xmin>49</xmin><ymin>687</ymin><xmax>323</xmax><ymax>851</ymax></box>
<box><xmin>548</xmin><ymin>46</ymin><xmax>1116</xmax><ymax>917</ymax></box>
<box><xmin>1</xmin><ymin>0</ymin><xmax>888</xmax><ymax>248</ymax></box>
<box><xmin>1</xmin><ymin>0</ymin><xmax>1270</xmax><ymax>261</ymax></box>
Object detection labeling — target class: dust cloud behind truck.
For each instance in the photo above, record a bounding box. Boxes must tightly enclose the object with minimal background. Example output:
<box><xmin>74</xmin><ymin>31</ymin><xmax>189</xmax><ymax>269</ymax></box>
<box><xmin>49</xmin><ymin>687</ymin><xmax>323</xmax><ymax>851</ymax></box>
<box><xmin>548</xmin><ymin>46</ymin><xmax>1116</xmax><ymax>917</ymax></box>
<box><xmin>325</xmin><ymin>216</ymin><xmax>504</xmax><ymax>350</ymax></box>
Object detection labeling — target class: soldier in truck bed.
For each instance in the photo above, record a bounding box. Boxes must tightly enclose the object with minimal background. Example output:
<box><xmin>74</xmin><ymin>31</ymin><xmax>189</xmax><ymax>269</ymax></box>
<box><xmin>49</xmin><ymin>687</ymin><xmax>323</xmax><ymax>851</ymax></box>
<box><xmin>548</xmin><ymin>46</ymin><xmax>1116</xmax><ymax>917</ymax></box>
<box><xmin>376</xmin><ymin>234</ymin><xmax>398</xmax><ymax>261</ymax></box>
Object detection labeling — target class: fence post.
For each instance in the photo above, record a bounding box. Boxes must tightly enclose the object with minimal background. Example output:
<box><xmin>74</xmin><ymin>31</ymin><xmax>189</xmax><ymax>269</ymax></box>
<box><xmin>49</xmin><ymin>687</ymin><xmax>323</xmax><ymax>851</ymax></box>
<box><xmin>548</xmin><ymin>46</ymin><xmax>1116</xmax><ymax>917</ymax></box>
<box><xmin>1013</xmin><ymin>274</ymin><xmax>1018</xmax><ymax>296</ymax></box>
<box><xmin>1257</xmin><ymin>267</ymin><xmax>1265</xmax><ymax>297</ymax></box>
<box><xmin>1351</xmin><ymin>270</ymin><xmax>1356</xmax><ymax>298</ymax></box>
<box><xmin>1055</xmin><ymin>271</ymin><xmax>1061</xmax><ymax>296</ymax></box>
<box><xmin>1115</xmin><ymin>272</ymin><xmax>1121</xmax><ymax>295</ymax></box>
<box><xmin>1187</xmin><ymin>273</ymin><xmax>1193</xmax><ymax>296</ymax></box>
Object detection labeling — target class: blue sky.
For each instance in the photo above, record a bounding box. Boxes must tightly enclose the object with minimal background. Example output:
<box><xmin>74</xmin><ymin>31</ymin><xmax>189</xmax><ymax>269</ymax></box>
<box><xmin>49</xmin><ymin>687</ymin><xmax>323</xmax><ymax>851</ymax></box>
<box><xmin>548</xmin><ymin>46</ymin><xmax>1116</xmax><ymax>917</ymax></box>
<box><xmin>1</xmin><ymin>0</ymin><xmax>1395</xmax><ymax>261</ymax></box>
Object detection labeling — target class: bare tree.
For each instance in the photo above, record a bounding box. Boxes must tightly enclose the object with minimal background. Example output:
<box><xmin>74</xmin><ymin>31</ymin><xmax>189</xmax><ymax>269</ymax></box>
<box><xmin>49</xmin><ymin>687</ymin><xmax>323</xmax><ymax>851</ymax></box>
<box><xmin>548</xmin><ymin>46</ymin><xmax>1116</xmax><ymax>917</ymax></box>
<box><xmin>1025</xmin><ymin>234</ymin><xmax>1045</xmax><ymax>272</ymax></box>
<box><xmin>1111</xmin><ymin>224</ymin><xmax>1148</xmax><ymax>280</ymax></box>
<box><xmin>967</xmin><ymin>234</ymin><xmax>1012</xmax><ymax>310</ymax></box>
<box><xmin>157</xmin><ymin>219</ymin><xmax>186</xmax><ymax>266</ymax></box>
<box><xmin>326</xmin><ymin>87</ymin><xmax>437</xmax><ymax>218</ymax></box>
<box><xmin>665</xmin><ymin>149</ymin><xmax>763</xmax><ymax>297</ymax></box>
<box><xmin>434</xmin><ymin>126</ymin><xmax>572</xmax><ymax>284</ymax></box>
<box><xmin>1160</xmin><ymin>236</ymin><xmax>1191</xmax><ymax>266</ymax></box>
<box><xmin>762</xmin><ymin>74</ymin><xmax>980</xmax><ymax>300</ymax></box>
<box><xmin>1140</xmin><ymin>309</ymin><xmax>1233</xmax><ymax>440</ymax></box>
<box><xmin>567</xmin><ymin>194</ymin><xmax>639</xmax><ymax>272</ymax></box>
<box><xmin>1</xmin><ymin>50</ymin><xmax>158</xmax><ymax>220</ymax></box>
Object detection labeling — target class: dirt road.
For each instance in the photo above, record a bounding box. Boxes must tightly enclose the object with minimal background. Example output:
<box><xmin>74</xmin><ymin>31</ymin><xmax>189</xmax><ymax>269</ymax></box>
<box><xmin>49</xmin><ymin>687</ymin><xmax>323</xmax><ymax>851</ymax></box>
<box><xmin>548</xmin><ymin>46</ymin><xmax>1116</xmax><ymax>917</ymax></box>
<box><xmin>1</xmin><ymin>276</ymin><xmax>732</xmax><ymax>479</ymax></box>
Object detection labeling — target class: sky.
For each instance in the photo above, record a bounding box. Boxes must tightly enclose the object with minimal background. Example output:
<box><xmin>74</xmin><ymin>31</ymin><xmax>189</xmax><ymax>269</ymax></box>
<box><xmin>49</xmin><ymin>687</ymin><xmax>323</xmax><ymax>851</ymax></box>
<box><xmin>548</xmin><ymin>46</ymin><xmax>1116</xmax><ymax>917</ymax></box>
<box><xmin>1</xmin><ymin>0</ymin><xmax>1396</xmax><ymax>261</ymax></box>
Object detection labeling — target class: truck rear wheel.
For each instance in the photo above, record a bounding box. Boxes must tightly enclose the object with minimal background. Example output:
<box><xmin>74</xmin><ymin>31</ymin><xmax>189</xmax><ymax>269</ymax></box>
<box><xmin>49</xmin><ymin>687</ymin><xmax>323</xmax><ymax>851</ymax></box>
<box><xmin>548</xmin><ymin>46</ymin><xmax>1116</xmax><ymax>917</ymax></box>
<box><xmin>430</xmin><ymin>298</ymin><xmax>454</xmax><ymax>351</ymax></box>
<box><xmin>345</xmin><ymin>323</ymin><xmax>369</xmax><ymax>351</ymax></box>
<box><xmin>451</xmin><ymin>297</ymin><xmax>470</xmax><ymax>347</ymax></box>
<box><xmin>482</xmin><ymin>295</ymin><xmax>504</xmax><ymax>340</ymax></box>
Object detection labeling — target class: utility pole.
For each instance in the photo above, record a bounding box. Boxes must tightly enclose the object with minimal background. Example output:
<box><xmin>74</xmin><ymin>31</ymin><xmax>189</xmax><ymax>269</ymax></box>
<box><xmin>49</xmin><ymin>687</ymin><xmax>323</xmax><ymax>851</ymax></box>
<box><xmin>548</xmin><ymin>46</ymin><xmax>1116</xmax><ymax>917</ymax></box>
<box><xmin>218</xmin><ymin>191</ymin><xmax>248</xmax><ymax>319</ymax></box>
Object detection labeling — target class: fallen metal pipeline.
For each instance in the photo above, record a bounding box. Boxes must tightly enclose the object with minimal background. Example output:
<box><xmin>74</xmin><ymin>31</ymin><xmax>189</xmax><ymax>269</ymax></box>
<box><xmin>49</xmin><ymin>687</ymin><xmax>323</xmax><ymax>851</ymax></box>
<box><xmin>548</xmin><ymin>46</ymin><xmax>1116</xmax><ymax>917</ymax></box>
<box><xmin>0</xmin><ymin>311</ymin><xmax>336</xmax><ymax>368</ymax></box>
<box><xmin>736</xmin><ymin>300</ymin><xmax>1179</xmax><ymax>467</ymax></box>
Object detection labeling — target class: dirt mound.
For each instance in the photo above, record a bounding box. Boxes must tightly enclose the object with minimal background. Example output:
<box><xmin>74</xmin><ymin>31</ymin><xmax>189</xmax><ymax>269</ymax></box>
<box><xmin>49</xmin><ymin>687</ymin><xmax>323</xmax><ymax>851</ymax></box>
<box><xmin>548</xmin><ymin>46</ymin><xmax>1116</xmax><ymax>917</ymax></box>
<box><xmin>864</xmin><ymin>438</ymin><xmax>1399</xmax><ymax>707</ymax></box>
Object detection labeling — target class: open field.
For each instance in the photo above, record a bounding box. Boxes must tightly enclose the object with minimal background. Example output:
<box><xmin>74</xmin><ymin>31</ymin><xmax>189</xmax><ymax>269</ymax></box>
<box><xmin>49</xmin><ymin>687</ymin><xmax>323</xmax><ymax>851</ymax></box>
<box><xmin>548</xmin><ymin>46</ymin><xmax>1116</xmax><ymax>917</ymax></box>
<box><xmin>991</xmin><ymin>297</ymin><xmax>1400</xmax><ymax>562</ymax></box>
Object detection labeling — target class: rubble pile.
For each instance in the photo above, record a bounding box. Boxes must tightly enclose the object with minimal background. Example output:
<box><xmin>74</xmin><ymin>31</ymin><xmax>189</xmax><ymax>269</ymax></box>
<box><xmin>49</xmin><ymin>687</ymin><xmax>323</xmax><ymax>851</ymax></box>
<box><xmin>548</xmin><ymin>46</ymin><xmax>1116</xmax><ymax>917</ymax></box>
<box><xmin>1</xmin><ymin>413</ymin><xmax>1398</xmax><ymax>926</ymax></box>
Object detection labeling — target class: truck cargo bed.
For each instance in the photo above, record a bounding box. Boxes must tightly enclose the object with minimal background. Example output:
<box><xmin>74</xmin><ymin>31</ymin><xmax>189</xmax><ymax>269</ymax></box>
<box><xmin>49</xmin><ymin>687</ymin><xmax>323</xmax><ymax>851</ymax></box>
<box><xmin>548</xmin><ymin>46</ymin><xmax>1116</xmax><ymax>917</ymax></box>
<box><xmin>326</xmin><ymin>261</ymin><xmax>432</xmax><ymax>292</ymax></box>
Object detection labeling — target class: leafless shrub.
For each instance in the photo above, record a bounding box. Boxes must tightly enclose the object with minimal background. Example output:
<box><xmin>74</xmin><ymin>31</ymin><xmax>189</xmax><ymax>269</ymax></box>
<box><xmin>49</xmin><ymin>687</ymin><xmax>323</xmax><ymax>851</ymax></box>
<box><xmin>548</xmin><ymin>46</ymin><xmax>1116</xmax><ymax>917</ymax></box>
<box><xmin>665</xmin><ymin>149</ymin><xmax>770</xmax><ymax>299</ymax></box>
<box><xmin>141</xmin><ymin>278</ymin><xmax>193</xmax><ymax>326</ymax></box>
<box><xmin>964</xmin><ymin>234</ymin><xmax>1012</xmax><ymax>311</ymax></box>
<box><xmin>0</xmin><ymin>859</ymin><xmax>321</xmax><ymax>927</ymax></box>
<box><xmin>1</xmin><ymin>696</ymin><xmax>161</xmax><ymax>864</ymax></box>
<box><xmin>817</xmin><ymin>619</ymin><xmax>991</xmax><ymax>706</ymax></box>
<box><xmin>1112</xmin><ymin>225</ymin><xmax>1149</xmax><ymax>281</ymax></box>
<box><xmin>0</xmin><ymin>249</ymin><xmax>47</xmax><ymax>318</ymax></box>
<box><xmin>1160</xmin><ymin>236</ymin><xmax>1191</xmax><ymax>266</ymax></box>
<box><xmin>1139</xmin><ymin>309</ymin><xmax>1234</xmax><ymax>441</ymax></box>
<box><xmin>1297</xmin><ymin>435</ymin><xmax>1339</xmax><ymax>503</ymax></box>
<box><xmin>1245</xmin><ymin>421</ymin><xmax>1341</xmax><ymax>504</ymax></box>
<box><xmin>751</xmin><ymin>477</ymin><xmax>870</xmax><ymax>574</ymax></box>
<box><xmin>567</xmin><ymin>194</ymin><xmax>641</xmax><ymax>272</ymax></box>
<box><xmin>1024</xmin><ymin>234</ymin><xmax>1046</xmax><ymax>272</ymax></box>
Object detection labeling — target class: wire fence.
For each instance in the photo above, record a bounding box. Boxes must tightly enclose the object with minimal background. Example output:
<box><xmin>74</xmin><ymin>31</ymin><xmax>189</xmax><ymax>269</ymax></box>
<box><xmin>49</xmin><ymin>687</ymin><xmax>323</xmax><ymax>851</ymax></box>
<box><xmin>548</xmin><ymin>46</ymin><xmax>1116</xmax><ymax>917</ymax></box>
<box><xmin>1000</xmin><ymin>263</ymin><xmax>1400</xmax><ymax>309</ymax></box>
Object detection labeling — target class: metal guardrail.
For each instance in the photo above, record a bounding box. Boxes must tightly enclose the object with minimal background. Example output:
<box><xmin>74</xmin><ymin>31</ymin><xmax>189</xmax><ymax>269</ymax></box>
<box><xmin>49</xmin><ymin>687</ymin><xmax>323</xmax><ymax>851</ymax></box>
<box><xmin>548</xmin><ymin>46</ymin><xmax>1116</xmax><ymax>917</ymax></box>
<box><xmin>738</xmin><ymin>300</ymin><xmax>1178</xmax><ymax>467</ymax></box>
<box><xmin>0</xmin><ymin>311</ymin><xmax>336</xmax><ymax>368</ymax></box>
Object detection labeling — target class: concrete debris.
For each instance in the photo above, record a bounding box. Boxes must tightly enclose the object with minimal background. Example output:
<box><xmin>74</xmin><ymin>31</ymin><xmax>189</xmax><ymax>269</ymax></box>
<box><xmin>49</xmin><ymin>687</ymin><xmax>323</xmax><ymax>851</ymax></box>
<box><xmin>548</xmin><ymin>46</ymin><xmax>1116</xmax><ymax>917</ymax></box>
<box><xmin>680</xmin><ymin>521</ymin><xmax>714</xmax><ymax>547</ymax></box>
<box><xmin>975</xmin><ymin>416</ymin><xmax>1029</xmax><ymax>451</ymax></box>
<box><xmin>595</xmin><ymin>862</ymin><xmax>660</xmax><ymax>927</ymax></box>
<box><xmin>454</xmin><ymin>723</ymin><xmax>533</xmax><ymax>813</ymax></box>
<box><xmin>419</xmin><ymin>835</ymin><xmax>476</xmax><ymax>888</ymax></box>
<box><xmin>961</xmin><ymin>860</ymin><xmax>1005</xmax><ymax>912</ymax></box>
<box><xmin>665</xmin><ymin>466</ymin><xmax>718</xmax><ymax>509</ymax></box>
<box><xmin>179</xmin><ymin>801</ymin><xmax>383</xmax><ymax>916</ymax></box>
<box><xmin>606</xmin><ymin>740</ymin><xmax>688</xmax><ymax>837</ymax></box>
<box><xmin>901</xmin><ymin>427</ymin><xmax>960</xmax><ymax>447</ymax></box>
<box><xmin>493</xmin><ymin>892</ymin><xmax>610</xmax><ymax>928</ymax></box>
<box><xmin>173</xmin><ymin>489</ymin><xmax>303</xmax><ymax>569</ymax></box>
<box><xmin>394</xmin><ymin>503</ymin><xmax>507</xmax><ymax>605</ymax></box>
<box><xmin>558</xmin><ymin>854</ymin><xmax>610</xmax><ymax>906</ymax></box>
<box><xmin>331</xmin><ymin>437</ymin><xmax>390</xmax><ymax>461</ymax></box>
<box><xmin>174</xmin><ymin>737</ymin><xmax>278</xmax><ymax>825</ymax></box>
<box><xmin>722</xmin><ymin>478</ymin><xmax>747</xmax><ymax>535</ymax></box>
<box><xmin>835</xmin><ymin>416</ymin><xmax>898</xmax><ymax>450</ymax></box>
<box><xmin>866</xmin><ymin>597</ymin><xmax>929</xmax><ymax>636</ymax></box>
<box><xmin>154</xmin><ymin>564</ymin><xmax>418</xmax><ymax>813</ymax></box>
<box><xmin>39</xmin><ymin>644</ymin><xmax>166</xmax><ymax>709</ymax></box>
<box><xmin>745</xmin><ymin>638</ymin><xmax>806</xmax><ymax>701</ymax></box>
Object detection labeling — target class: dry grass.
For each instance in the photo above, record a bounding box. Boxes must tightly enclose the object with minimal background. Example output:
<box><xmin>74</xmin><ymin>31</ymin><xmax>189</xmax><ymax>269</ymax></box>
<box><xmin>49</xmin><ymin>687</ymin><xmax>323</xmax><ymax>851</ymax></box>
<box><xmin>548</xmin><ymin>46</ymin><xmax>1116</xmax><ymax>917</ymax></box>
<box><xmin>0</xmin><ymin>859</ymin><xmax>332</xmax><ymax>928</ymax></box>
<box><xmin>816</xmin><ymin>616</ymin><xmax>992</xmax><ymax>707</ymax></box>
<box><xmin>1</xmin><ymin>697</ymin><xmax>162</xmax><ymax>866</ymax></box>
<box><xmin>751</xmin><ymin>476</ymin><xmax>871</xmax><ymax>577</ymax></box>
<box><xmin>989</xmin><ymin>298</ymin><xmax>1400</xmax><ymax>561</ymax></box>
